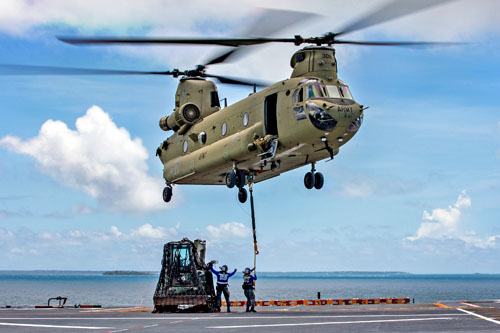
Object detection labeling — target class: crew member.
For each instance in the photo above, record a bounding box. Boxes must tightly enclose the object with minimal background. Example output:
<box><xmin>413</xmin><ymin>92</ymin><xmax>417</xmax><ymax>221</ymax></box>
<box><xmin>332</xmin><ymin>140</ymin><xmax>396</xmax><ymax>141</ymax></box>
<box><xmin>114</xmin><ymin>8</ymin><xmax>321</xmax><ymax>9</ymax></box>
<box><xmin>242</xmin><ymin>267</ymin><xmax>257</xmax><ymax>312</ymax></box>
<box><xmin>210</xmin><ymin>264</ymin><xmax>237</xmax><ymax>312</ymax></box>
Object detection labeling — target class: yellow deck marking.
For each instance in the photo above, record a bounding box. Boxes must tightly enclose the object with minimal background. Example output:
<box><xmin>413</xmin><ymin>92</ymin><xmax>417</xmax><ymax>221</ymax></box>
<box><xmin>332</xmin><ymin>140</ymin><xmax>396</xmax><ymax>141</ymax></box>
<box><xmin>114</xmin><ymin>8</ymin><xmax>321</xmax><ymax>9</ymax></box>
<box><xmin>434</xmin><ymin>303</ymin><xmax>450</xmax><ymax>308</ymax></box>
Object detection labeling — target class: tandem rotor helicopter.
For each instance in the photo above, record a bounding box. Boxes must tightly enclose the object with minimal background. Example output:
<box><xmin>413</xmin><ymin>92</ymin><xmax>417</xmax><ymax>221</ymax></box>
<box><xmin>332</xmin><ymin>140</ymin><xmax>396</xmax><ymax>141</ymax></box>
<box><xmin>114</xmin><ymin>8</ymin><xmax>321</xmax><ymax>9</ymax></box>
<box><xmin>1</xmin><ymin>1</ymin><xmax>458</xmax><ymax>204</ymax></box>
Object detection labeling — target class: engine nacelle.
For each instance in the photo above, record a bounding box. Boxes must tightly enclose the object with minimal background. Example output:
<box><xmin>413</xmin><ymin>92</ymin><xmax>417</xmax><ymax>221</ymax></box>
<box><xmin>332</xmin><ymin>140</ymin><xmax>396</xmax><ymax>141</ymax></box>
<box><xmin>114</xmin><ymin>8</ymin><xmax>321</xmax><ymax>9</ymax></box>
<box><xmin>159</xmin><ymin>103</ymin><xmax>201</xmax><ymax>132</ymax></box>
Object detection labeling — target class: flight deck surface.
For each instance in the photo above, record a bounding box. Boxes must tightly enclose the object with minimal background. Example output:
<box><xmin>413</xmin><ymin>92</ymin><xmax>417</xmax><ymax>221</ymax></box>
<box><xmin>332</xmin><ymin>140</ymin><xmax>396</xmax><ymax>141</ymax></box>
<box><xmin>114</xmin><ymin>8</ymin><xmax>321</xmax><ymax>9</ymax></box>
<box><xmin>1</xmin><ymin>300</ymin><xmax>500</xmax><ymax>332</ymax></box>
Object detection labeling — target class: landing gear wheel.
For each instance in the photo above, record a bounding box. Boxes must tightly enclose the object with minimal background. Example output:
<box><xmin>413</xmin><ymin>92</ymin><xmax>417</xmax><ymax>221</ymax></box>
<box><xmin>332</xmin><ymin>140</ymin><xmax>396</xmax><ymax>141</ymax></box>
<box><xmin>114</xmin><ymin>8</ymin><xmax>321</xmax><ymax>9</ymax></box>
<box><xmin>162</xmin><ymin>186</ymin><xmax>172</xmax><ymax>202</ymax></box>
<box><xmin>225</xmin><ymin>171</ymin><xmax>236</xmax><ymax>188</ymax></box>
<box><xmin>235</xmin><ymin>170</ymin><xmax>246</xmax><ymax>189</ymax></box>
<box><xmin>304</xmin><ymin>172</ymin><xmax>315</xmax><ymax>189</ymax></box>
<box><xmin>238</xmin><ymin>187</ymin><xmax>248</xmax><ymax>203</ymax></box>
<box><xmin>314</xmin><ymin>172</ymin><xmax>324</xmax><ymax>190</ymax></box>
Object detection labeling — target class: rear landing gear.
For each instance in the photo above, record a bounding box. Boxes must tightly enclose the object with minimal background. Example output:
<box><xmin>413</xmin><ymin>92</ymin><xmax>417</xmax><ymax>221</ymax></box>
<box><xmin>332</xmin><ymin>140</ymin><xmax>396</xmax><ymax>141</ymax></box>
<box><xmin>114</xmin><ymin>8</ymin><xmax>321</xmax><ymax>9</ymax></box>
<box><xmin>238</xmin><ymin>188</ymin><xmax>248</xmax><ymax>203</ymax></box>
<box><xmin>162</xmin><ymin>185</ymin><xmax>173</xmax><ymax>202</ymax></box>
<box><xmin>226</xmin><ymin>168</ymin><xmax>249</xmax><ymax>203</ymax></box>
<box><xmin>304</xmin><ymin>163</ymin><xmax>324</xmax><ymax>190</ymax></box>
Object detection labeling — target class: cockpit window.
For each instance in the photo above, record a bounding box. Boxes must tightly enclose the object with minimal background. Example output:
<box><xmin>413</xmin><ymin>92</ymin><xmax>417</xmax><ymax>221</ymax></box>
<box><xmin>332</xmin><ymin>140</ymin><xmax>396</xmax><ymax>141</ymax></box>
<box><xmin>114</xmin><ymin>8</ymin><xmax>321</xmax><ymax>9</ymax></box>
<box><xmin>306</xmin><ymin>84</ymin><xmax>328</xmax><ymax>99</ymax></box>
<box><xmin>339</xmin><ymin>85</ymin><xmax>353</xmax><ymax>99</ymax></box>
<box><xmin>326</xmin><ymin>85</ymin><xmax>341</xmax><ymax>98</ymax></box>
<box><xmin>326</xmin><ymin>85</ymin><xmax>353</xmax><ymax>100</ymax></box>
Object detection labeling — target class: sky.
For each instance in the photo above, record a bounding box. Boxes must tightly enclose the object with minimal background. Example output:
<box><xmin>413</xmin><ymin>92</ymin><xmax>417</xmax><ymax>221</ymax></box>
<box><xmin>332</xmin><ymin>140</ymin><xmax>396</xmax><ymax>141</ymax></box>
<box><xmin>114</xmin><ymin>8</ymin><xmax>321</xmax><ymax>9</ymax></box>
<box><xmin>0</xmin><ymin>0</ymin><xmax>499</xmax><ymax>273</ymax></box>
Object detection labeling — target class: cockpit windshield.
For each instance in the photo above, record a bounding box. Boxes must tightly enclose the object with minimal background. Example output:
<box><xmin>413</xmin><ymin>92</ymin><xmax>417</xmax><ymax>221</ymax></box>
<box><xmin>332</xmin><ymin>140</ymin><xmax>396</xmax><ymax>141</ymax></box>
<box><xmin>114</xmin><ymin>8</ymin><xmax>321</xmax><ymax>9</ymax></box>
<box><xmin>306</xmin><ymin>84</ymin><xmax>328</xmax><ymax>99</ymax></box>
<box><xmin>326</xmin><ymin>85</ymin><xmax>354</xmax><ymax>100</ymax></box>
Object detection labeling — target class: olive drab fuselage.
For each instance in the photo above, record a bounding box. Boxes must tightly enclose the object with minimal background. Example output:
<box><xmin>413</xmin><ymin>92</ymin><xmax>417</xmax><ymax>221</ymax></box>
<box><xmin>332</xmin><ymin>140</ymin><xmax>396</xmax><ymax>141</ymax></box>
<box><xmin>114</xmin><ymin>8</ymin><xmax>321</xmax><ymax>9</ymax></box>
<box><xmin>156</xmin><ymin>46</ymin><xmax>364</xmax><ymax>185</ymax></box>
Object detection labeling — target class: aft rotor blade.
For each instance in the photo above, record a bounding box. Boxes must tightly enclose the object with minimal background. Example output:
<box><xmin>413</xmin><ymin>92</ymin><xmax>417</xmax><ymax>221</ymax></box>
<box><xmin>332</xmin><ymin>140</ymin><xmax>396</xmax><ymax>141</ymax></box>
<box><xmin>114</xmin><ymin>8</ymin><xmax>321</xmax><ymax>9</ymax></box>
<box><xmin>58</xmin><ymin>36</ymin><xmax>295</xmax><ymax>47</ymax></box>
<box><xmin>0</xmin><ymin>64</ymin><xmax>174</xmax><ymax>75</ymax></box>
<box><xmin>334</xmin><ymin>0</ymin><xmax>454</xmax><ymax>37</ymax></box>
<box><xmin>205</xmin><ymin>73</ymin><xmax>269</xmax><ymax>87</ymax></box>
<box><xmin>203</xmin><ymin>9</ymin><xmax>319</xmax><ymax>66</ymax></box>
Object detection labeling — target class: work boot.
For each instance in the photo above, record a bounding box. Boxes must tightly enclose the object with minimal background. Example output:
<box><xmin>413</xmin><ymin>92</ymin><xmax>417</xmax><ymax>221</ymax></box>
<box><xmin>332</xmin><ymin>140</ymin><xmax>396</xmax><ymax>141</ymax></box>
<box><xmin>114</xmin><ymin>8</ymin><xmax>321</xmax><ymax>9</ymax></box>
<box><xmin>246</xmin><ymin>307</ymin><xmax>250</xmax><ymax>312</ymax></box>
<box><xmin>251</xmin><ymin>308</ymin><xmax>257</xmax><ymax>312</ymax></box>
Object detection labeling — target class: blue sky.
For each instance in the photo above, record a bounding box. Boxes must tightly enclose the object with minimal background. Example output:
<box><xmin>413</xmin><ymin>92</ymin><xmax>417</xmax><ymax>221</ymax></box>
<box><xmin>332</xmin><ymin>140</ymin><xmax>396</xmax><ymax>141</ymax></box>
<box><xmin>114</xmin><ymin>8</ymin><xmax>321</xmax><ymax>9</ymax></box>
<box><xmin>0</xmin><ymin>0</ymin><xmax>499</xmax><ymax>273</ymax></box>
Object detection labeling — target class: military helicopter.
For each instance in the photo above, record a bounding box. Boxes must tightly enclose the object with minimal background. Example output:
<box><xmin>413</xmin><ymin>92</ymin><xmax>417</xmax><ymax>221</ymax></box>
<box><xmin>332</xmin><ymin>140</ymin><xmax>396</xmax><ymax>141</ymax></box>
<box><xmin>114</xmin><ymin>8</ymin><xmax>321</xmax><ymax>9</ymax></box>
<box><xmin>0</xmin><ymin>1</ymin><xmax>457</xmax><ymax>204</ymax></box>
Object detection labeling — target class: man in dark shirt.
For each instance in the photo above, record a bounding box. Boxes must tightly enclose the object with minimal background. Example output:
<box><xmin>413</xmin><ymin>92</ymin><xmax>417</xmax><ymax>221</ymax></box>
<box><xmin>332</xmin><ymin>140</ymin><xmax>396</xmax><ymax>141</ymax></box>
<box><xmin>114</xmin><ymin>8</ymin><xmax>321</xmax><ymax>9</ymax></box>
<box><xmin>242</xmin><ymin>267</ymin><xmax>257</xmax><ymax>312</ymax></box>
<box><xmin>210</xmin><ymin>264</ymin><xmax>237</xmax><ymax>312</ymax></box>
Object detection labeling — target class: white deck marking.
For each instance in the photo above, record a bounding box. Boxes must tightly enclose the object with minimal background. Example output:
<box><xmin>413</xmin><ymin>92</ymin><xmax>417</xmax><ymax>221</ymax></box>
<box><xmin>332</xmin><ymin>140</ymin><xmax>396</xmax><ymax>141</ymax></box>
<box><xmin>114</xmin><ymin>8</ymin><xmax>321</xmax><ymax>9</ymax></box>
<box><xmin>208</xmin><ymin>317</ymin><xmax>455</xmax><ymax>329</ymax></box>
<box><xmin>458</xmin><ymin>308</ymin><xmax>500</xmax><ymax>325</ymax></box>
<box><xmin>0</xmin><ymin>314</ymin><xmax>468</xmax><ymax>321</ymax></box>
<box><xmin>0</xmin><ymin>322</ymin><xmax>112</xmax><ymax>329</ymax></box>
<box><xmin>460</xmin><ymin>302</ymin><xmax>481</xmax><ymax>308</ymax></box>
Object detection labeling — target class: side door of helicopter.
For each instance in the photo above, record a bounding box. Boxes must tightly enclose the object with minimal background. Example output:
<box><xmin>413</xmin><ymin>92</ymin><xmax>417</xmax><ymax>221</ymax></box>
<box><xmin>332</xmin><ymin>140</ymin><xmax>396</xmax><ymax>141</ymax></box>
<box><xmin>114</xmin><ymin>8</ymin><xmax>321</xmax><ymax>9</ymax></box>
<box><xmin>264</xmin><ymin>93</ymin><xmax>278</xmax><ymax>136</ymax></box>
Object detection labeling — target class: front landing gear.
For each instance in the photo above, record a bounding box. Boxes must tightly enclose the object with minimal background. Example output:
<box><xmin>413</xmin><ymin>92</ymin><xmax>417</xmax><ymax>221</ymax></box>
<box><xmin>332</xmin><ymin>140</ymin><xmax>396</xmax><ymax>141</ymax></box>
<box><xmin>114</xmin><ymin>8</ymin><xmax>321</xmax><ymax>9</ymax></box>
<box><xmin>304</xmin><ymin>163</ymin><xmax>324</xmax><ymax>190</ymax></box>
<box><xmin>162</xmin><ymin>185</ymin><xmax>173</xmax><ymax>202</ymax></box>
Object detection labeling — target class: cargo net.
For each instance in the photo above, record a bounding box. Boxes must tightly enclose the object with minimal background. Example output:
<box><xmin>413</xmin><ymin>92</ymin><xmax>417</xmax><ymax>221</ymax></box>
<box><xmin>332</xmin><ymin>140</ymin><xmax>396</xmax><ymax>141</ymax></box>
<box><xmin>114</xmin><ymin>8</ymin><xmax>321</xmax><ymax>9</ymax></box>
<box><xmin>153</xmin><ymin>238</ymin><xmax>216</xmax><ymax>313</ymax></box>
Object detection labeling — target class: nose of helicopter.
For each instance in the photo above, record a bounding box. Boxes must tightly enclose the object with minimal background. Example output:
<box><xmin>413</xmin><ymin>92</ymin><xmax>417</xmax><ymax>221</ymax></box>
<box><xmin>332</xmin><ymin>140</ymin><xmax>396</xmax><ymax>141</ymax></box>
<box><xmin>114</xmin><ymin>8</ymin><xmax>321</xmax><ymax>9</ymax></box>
<box><xmin>324</xmin><ymin>99</ymin><xmax>362</xmax><ymax>122</ymax></box>
<box><xmin>303</xmin><ymin>99</ymin><xmax>364</xmax><ymax>137</ymax></box>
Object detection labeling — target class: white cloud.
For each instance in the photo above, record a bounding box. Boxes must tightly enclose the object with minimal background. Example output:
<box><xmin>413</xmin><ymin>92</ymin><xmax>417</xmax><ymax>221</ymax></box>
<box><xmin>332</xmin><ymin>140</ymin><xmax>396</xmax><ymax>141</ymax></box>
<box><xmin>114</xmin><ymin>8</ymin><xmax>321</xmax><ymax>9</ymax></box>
<box><xmin>405</xmin><ymin>190</ymin><xmax>500</xmax><ymax>248</ymax></box>
<box><xmin>0</xmin><ymin>106</ymin><xmax>167</xmax><ymax>212</ymax></box>
<box><xmin>6</xmin><ymin>0</ymin><xmax>500</xmax><ymax>81</ymax></box>
<box><xmin>205</xmin><ymin>222</ymin><xmax>252</xmax><ymax>241</ymax></box>
<box><xmin>109</xmin><ymin>225</ymin><xmax>123</xmax><ymax>237</ymax></box>
<box><xmin>407</xmin><ymin>190</ymin><xmax>470</xmax><ymax>241</ymax></box>
<box><xmin>340</xmin><ymin>174</ymin><xmax>418</xmax><ymax>198</ymax></box>
<box><xmin>129</xmin><ymin>223</ymin><xmax>177</xmax><ymax>239</ymax></box>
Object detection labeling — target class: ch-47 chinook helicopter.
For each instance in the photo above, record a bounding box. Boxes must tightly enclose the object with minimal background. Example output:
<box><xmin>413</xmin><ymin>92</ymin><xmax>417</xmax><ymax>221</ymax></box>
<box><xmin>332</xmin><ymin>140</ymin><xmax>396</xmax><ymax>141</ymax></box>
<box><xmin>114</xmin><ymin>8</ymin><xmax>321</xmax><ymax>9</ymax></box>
<box><xmin>0</xmin><ymin>1</ymin><xmax>457</xmax><ymax>204</ymax></box>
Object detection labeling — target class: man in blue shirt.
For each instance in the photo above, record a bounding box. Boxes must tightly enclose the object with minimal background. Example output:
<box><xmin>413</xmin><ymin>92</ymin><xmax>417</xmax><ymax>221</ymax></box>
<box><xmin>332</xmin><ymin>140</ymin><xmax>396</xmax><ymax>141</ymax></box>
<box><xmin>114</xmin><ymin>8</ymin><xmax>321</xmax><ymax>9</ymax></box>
<box><xmin>210</xmin><ymin>264</ymin><xmax>237</xmax><ymax>312</ymax></box>
<box><xmin>242</xmin><ymin>267</ymin><xmax>257</xmax><ymax>312</ymax></box>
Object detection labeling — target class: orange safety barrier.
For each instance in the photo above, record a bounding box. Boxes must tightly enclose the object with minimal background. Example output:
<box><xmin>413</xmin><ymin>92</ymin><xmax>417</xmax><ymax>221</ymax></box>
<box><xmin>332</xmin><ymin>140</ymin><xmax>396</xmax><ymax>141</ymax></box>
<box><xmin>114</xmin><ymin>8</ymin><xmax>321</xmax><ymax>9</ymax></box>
<box><xmin>222</xmin><ymin>297</ymin><xmax>410</xmax><ymax>307</ymax></box>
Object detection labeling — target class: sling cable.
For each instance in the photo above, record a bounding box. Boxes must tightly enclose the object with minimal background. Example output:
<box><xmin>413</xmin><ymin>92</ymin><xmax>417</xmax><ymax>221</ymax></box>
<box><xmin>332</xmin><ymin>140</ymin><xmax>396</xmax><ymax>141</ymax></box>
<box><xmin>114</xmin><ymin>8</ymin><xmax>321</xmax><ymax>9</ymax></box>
<box><xmin>248</xmin><ymin>182</ymin><xmax>259</xmax><ymax>278</ymax></box>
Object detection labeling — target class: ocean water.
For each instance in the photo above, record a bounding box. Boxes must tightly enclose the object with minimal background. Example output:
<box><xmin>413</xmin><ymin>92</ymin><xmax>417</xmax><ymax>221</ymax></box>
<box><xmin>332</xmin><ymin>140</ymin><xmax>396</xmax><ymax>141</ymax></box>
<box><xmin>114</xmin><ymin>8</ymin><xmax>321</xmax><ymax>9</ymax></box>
<box><xmin>1</xmin><ymin>271</ymin><xmax>500</xmax><ymax>307</ymax></box>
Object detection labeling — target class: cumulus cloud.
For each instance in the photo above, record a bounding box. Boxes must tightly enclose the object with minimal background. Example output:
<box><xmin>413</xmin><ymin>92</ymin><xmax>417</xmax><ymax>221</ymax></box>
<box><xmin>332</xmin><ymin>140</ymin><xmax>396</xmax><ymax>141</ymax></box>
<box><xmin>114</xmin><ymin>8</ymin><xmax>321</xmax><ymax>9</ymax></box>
<box><xmin>407</xmin><ymin>190</ymin><xmax>471</xmax><ymax>241</ymax></box>
<box><xmin>0</xmin><ymin>222</ymin><xmax>254</xmax><ymax>269</ymax></box>
<box><xmin>0</xmin><ymin>106</ymin><xmax>166</xmax><ymax>212</ymax></box>
<box><xmin>405</xmin><ymin>190</ymin><xmax>500</xmax><ymax>248</ymax></box>
<box><xmin>205</xmin><ymin>222</ymin><xmax>252</xmax><ymax>241</ymax></box>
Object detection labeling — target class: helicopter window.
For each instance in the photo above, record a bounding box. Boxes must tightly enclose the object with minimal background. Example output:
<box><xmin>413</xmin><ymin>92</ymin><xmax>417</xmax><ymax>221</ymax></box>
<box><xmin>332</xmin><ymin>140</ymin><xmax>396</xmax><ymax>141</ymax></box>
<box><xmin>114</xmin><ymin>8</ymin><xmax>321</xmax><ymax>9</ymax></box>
<box><xmin>298</xmin><ymin>88</ymin><xmax>303</xmax><ymax>103</ymax></box>
<box><xmin>183</xmin><ymin>140</ymin><xmax>188</xmax><ymax>153</ymax></box>
<box><xmin>199</xmin><ymin>132</ymin><xmax>207</xmax><ymax>144</ymax></box>
<box><xmin>307</xmin><ymin>84</ymin><xmax>328</xmax><ymax>99</ymax></box>
<box><xmin>306</xmin><ymin>101</ymin><xmax>337</xmax><ymax>131</ymax></box>
<box><xmin>210</xmin><ymin>91</ymin><xmax>220</xmax><ymax>107</ymax></box>
<box><xmin>339</xmin><ymin>85</ymin><xmax>353</xmax><ymax>99</ymax></box>
<box><xmin>294</xmin><ymin>106</ymin><xmax>306</xmax><ymax>120</ymax></box>
<box><xmin>295</xmin><ymin>52</ymin><xmax>305</xmax><ymax>63</ymax></box>
<box><xmin>326</xmin><ymin>85</ymin><xmax>341</xmax><ymax>98</ymax></box>
<box><xmin>243</xmin><ymin>112</ymin><xmax>249</xmax><ymax>127</ymax></box>
<box><xmin>221</xmin><ymin>122</ymin><xmax>227</xmax><ymax>136</ymax></box>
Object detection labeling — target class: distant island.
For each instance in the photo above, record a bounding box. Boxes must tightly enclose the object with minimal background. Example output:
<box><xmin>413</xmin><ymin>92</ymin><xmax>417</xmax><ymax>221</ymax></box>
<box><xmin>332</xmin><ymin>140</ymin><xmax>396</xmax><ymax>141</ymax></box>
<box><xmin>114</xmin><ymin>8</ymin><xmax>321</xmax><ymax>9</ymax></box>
<box><xmin>102</xmin><ymin>271</ymin><xmax>155</xmax><ymax>276</ymax></box>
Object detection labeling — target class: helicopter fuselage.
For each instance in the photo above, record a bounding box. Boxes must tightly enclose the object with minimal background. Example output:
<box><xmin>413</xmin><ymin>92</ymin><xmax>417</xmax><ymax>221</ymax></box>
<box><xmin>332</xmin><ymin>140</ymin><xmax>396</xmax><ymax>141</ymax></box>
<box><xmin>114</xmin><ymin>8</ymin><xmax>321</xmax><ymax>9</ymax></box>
<box><xmin>156</xmin><ymin>46</ymin><xmax>363</xmax><ymax>190</ymax></box>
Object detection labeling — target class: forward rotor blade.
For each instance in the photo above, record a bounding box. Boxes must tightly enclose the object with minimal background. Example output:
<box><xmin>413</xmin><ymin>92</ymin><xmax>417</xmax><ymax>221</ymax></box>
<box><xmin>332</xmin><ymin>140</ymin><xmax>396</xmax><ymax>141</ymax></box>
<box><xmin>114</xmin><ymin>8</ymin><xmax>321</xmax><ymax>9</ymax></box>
<box><xmin>333</xmin><ymin>40</ymin><xmax>464</xmax><ymax>47</ymax></box>
<box><xmin>0</xmin><ymin>64</ymin><xmax>174</xmax><ymax>76</ymax></box>
<box><xmin>205</xmin><ymin>73</ymin><xmax>269</xmax><ymax>87</ymax></box>
<box><xmin>334</xmin><ymin>0</ymin><xmax>454</xmax><ymax>37</ymax></box>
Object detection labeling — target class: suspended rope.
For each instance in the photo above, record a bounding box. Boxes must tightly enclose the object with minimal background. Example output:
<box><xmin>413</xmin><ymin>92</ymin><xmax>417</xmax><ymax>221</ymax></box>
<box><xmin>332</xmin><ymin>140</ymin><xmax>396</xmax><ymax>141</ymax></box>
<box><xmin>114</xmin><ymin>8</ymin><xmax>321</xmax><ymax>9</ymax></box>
<box><xmin>248</xmin><ymin>182</ymin><xmax>258</xmax><ymax>277</ymax></box>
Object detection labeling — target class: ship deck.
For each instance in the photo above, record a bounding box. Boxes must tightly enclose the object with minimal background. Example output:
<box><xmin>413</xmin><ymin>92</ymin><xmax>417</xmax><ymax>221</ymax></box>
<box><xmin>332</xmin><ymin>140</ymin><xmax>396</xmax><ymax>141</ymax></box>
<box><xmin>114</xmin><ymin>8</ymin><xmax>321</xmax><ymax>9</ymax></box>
<box><xmin>1</xmin><ymin>300</ymin><xmax>500</xmax><ymax>332</ymax></box>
